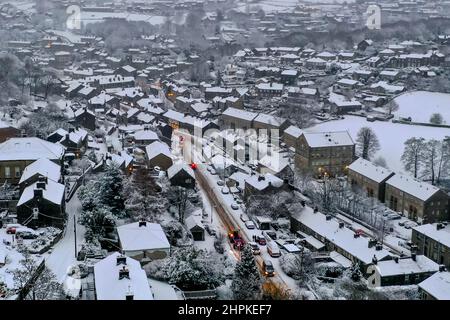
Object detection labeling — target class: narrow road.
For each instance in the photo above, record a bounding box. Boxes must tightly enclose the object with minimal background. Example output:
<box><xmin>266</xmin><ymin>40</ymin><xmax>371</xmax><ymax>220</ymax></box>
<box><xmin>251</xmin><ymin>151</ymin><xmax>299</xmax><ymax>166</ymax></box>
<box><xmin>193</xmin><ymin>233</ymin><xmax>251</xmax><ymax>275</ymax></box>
<box><xmin>46</xmin><ymin>191</ymin><xmax>85</xmax><ymax>283</ymax></box>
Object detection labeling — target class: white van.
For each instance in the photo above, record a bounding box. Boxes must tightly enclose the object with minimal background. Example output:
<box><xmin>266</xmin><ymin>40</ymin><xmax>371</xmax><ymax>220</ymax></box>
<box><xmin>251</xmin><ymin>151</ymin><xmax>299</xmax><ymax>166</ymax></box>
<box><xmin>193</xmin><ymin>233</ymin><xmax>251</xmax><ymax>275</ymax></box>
<box><xmin>267</xmin><ymin>241</ymin><xmax>281</xmax><ymax>258</ymax></box>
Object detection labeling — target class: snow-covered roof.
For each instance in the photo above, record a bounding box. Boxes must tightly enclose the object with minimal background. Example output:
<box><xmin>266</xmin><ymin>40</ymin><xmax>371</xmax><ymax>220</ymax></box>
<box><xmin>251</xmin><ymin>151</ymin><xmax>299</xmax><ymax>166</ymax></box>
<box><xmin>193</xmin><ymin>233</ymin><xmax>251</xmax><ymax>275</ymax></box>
<box><xmin>348</xmin><ymin>158</ymin><xmax>394</xmax><ymax>183</ymax></box>
<box><xmin>117</xmin><ymin>222</ymin><xmax>170</xmax><ymax>252</ymax></box>
<box><xmin>245</xmin><ymin>173</ymin><xmax>284</xmax><ymax>191</ymax></box>
<box><xmin>19</xmin><ymin>158</ymin><xmax>61</xmax><ymax>185</ymax></box>
<box><xmin>284</xmin><ymin>125</ymin><xmax>303</xmax><ymax>139</ymax></box>
<box><xmin>222</xmin><ymin>107</ymin><xmax>258</xmax><ymax>122</ymax></box>
<box><xmin>94</xmin><ymin>252</ymin><xmax>154</xmax><ymax>300</ymax></box>
<box><xmin>418</xmin><ymin>271</ymin><xmax>450</xmax><ymax>300</ymax></box>
<box><xmin>145</xmin><ymin>141</ymin><xmax>172</xmax><ymax>161</ymax></box>
<box><xmin>167</xmin><ymin>163</ymin><xmax>195</xmax><ymax>180</ymax></box>
<box><xmin>302</xmin><ymin>131</ymin><xmax>354</xmax><ymax>148</ymax></box>
<box><xmin>185</xmin><ymin>215</ymin><xmax>204</xmax><ymax>231</ymax></box>
<box><xmin>253</xmin><ymin>113</ymin><xmax>285</xmax><ymax>127</ymax></box>
<box><xmin>328</xmin><ymin>92</ymin><xmax>362</xmax><ymax>107</ymax></box>
<box><xmin>292</xmin><ymin>207</ymin><xmax>391</xmax><ymax>265</ymax></box>
<box><xmin>0</xmin><ymin>138</ymin><xmax>65</xmax><ymax>161</ymax></box>
<box><xmin>386</xmin><ymin>174</ymin><xmax>440</xmax><ymax>201</ymax></box>
<box><xmin>413</xmin><ymin>223</ymin><xmax>450</xmax><ymax>248</ymax></box>
<box><xmin>134</xmin><ymin>130</ymin><xmax>158</xmax><ymax>141</ymax></box>
<box><xmin>375</xmin><ymin>256</ymin><xmax>439</xmax><ymax>277</ymax></box>
<box><xmin>256</xmin><ymin>83</ymin><xmax>284</xmax><ymax>91</ymax></box>
<box><xmin>17</xmin><ymin>179</ymin><xmax>65</xmax><ymax>206</ymax></box>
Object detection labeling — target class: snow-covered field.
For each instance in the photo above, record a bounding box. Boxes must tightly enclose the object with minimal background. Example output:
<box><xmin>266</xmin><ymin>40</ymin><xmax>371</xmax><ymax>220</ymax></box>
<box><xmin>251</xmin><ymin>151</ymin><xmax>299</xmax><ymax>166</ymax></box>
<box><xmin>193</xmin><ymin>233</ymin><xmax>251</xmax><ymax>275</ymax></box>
<box><xmin>393</xmin><ymin>91</ymin><xmax>450</xmax><ymax>124</ymax></box>
<box><xmin>308</xmin><ymin>116</ymin><xmax>450</xmax><ymax>172</ymax></box>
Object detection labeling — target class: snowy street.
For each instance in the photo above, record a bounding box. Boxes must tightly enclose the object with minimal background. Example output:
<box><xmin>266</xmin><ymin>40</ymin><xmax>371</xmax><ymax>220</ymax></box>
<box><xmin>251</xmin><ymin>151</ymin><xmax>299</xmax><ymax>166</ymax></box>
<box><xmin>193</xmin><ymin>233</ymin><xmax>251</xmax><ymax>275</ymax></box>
<box><xmin>45</xmin><ymin>192</ymin><xmax>85</xmax><ymax>283</ymax></box>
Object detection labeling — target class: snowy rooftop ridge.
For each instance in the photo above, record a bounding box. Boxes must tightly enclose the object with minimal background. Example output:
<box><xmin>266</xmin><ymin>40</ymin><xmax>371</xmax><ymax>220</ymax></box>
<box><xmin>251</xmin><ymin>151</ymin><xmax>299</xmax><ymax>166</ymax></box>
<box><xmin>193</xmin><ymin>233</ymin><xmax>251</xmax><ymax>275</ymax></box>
<box><xmin>19</xmin><ymin>158</ymin><xmax>61</xmax><ymax>185</ymax></box>
<box><xmin>375</xmin><ymin>255</ymin><xmax>439</xmax><ymax>277</ymax></box>
<box><xmin>302</xmin><ymin>131</ymin><xmax>354</xmax><ymax>148</ymax></box>
<box><xmin>117</xmin><ymin>221</ymin><xmax>170</xmax><ymax>252</ymax></box>
<box><xmin>413</xmin><ymin>223</ymin><xmax>450</xmax><ymax>248</ymax></box>
<box><xmin>94</xmin><ymin>252</ymin><xmax>154</xmax><ymax>300</ymax></box>
<box><xmin>17</xmin><ymin>179</ymin><xmax>65</xmax><ymax>207</ymax></box>
<box><xmin>0</xmin><ymin>137</ymin><xmax>65</xmax><ymax>161</ymax></box>
<box><xmin>386</xmin><ymin>173</ymin><xmax>440</xmax><ymax>201</ymax></box>
<box><xmin>418</xmin><ymin>271</ymin><xmax>450</xmax><ymax>300</ymax></box>
<box><xmin>348</xmin><ymin>158</ymin><xmax>394</xmax><ymax>183</ymax></box>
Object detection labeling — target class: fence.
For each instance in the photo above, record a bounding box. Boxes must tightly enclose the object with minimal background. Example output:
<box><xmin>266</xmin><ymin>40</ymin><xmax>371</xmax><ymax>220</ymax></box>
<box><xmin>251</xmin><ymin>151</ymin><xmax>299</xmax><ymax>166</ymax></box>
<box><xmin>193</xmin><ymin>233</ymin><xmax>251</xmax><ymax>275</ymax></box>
<box><xmin>182</xmin><ymin>289</ymin><xmax>217</xmax><ymax>300</ymax></box>
<box><xmin>66</xmin><ymin>166</ymin><xmax>93</xmax><ymax>202</ymax></box>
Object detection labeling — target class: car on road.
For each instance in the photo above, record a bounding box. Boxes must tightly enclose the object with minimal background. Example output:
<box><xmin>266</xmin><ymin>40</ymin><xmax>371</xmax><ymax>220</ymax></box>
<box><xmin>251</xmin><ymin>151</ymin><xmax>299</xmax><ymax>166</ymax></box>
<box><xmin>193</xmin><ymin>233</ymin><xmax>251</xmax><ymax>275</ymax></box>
<box><xmin>217</xmin><ymin>180</ymin><xmax>225</xmax><ymax>186</ymax></box>
<box><xmin>267</xmin><ymin>241</ymin><xmax>281</xmax><ymax>257</ymax></box>
<box><xmin>210</xmin><ymin>169</ymin><xmax>217</xmax><ymax>175</ymax></box>
<box><xmin>245</xmin><ymin>220</ymin><xmax>256</xmax><ymax>229</ymax></box>
<box><xmin>263</xmin><ymin>260</ymin><xmax>275</xmax><ymax>277</ymax></box>
<box><xmin>256</xmin><ymin>235</ymin><xmax>266</xmax><ymax>245</ymax></box>
<box><xmin>221</xmin><ymin>187</ymin><xmax>229</xmax><ymax>194</ymax></box>
<box><xmin>263</xmin><ymin>230</ymin><xmax>277</xmax><ymax>241</ymax></box>
<box><xmin>231</xmin><ymin>203</ymin><xmax>239</xmax><ymax>210</ymax></box>
<box><xmin>240</xmin><ymin>214</ymin><xmax>250</xmax><ymax>222</ymax></box>
<box><xmin>385</xmin><ymin>213</ymin><xmax>401</xmax><ymax>220</ymax></box>
<box><xmin>248</xmin><ymin>242</ymin><xmax>260</xmax><ymax>255</ymax></box>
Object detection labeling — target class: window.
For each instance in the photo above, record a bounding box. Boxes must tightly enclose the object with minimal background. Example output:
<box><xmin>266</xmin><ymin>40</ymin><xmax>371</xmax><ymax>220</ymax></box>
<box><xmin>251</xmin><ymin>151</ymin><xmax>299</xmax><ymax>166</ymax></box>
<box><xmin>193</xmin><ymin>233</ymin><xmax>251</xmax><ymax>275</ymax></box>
<box><xmin>15</xmin><ymin>167</ymin><xmax>21</xmax><ymax>178</ymax></box>
<box><xmin>4</xmin><ymin>167</ymin><xmax>10</xmax><ymax>178</ymax></box>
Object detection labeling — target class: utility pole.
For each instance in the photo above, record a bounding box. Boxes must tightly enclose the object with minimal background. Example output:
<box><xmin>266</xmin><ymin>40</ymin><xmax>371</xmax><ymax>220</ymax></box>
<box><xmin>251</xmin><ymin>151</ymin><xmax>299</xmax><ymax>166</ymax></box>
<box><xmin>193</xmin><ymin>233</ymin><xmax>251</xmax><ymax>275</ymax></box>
<box><xmin>74</xmin><ymin>214</ymin><xmax>77</xmax><ymax>259</ymax></box>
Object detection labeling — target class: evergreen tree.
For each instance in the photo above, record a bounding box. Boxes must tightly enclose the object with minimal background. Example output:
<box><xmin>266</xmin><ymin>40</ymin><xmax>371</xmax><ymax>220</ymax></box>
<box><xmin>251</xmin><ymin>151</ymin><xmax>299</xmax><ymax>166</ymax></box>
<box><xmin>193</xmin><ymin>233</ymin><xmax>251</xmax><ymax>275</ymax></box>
<box><xmin>231</xmin><ymin>245</ymin><xmax>262</xmax><ymax>300</ymax></box>
<box><xmin>98</xmin><ymin>164</ymin><xmax>125</xmax><ymax>217</ymax></box>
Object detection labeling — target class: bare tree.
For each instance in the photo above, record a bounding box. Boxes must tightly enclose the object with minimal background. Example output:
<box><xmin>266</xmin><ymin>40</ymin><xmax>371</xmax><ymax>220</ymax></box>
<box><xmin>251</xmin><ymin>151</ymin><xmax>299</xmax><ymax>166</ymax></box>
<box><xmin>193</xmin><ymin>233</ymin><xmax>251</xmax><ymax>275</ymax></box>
<box><xmin>356</xmin><ymin>127</ymin><xmax>380</xmax><ymax>160</ymax></box>
<box><xmin>384</xmin><ymin>100</ymin><xmax>399</xmax><ymax>115</ymax></box>
<box><xmin>12</xmin><ymin>251</ymin><xmax>59</xmax><ymax>300</ymax></box>
<box><xmin>421</xmin><ymin>139</ymin><xmax>441</xmax><ymax>185</ymax></box>
<box><xmin>401</xmin><ymin>137</ymin><xmax>426</xmax><ymax>178</ymax></box>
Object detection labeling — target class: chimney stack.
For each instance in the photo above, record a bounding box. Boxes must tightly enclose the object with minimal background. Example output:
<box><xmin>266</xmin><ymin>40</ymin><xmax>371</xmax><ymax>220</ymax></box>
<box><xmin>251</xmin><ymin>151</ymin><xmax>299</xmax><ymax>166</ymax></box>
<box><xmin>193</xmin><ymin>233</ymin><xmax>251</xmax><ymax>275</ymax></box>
<box><xmin>116</xmin><ymin>255</ymin><xmax>127</xmax><ymax>266</ymax></box>
<box><xmin>394</xmin><ymin>256</ymin><xmax>399</xmax><ymax>263</ymax></box>
<box><xmin>411</xmin><ymin>253</ymin><xmax>417</xmax><ymax>261</ymax></box>
<box><xmin>139</xmin><ymin>220</ymin><xmax>147</xmax><ymax>227</ymax></box>
<box><xmin>119</xmin><ymin>266</ymin><xmax>130</xmax><ymax>280</ymax></box>
<box><xmin>372</xmin><ymin>255</ymin><xmax>378</xmax><ymax>265</ymax></box>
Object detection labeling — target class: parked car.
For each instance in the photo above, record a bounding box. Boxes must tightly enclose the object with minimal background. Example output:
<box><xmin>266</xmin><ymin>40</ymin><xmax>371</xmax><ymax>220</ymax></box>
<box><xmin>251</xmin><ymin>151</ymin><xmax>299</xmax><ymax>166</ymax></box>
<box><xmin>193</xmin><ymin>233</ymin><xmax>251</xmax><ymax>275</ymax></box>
<box><xmin>248</xmin><ymin>242</ymin><xmax>260</xmax><ymax>255</ymax></box>
<box><xmin>15</xmin><ymin>228</ymin><xmax>38</xmax><ymax>239</ymax></box>
<box><xmin>221</xmin><ymin>187</ymin><xmax>229</xmax><ymax>195</ymax></box>
<box><xmin>245</xmin><ymin>220</ymin><xmax>256</xmax><ymax>229</ymax></box>
<box><xmin>263</xmin><ymin>260</ymin><xmax>275</xmax><ymax>277</ymax></box>
<box><xmin>404</xmin><ymin>221</ymin><xmax>418</xmax><ymax>229</ymax></box>
<box><xmin>240</xmin><ymin>214</ymin><xmax>250</xmax><ymax>222</ymax></box>
<box><xmin>231</xmin><ymin>203</ymin><xmax>239</xmax><ymax>210</ymax></box>
<box><xmin>210</xmin><ymin>169</ymin><xmax>217</xmax><ymax>175</ymax></box>
<box><xmin>256</xmin><ymin>235</ymin><xmax>266</xmax><ymax>245</ymax></box>
<box><xmin>6</xmin><ymin>224</ymin><xmax>22</xmax><ymax>234</ymax></box>
<box><xmin>263</xmin><ymin>230</ymin><xmax>277</xmax><ymax>240</ymax></box>
<box><xmin>267</xmin><ymin>241</ymin><xmax>281</xmax><ymax>257</ymax></box>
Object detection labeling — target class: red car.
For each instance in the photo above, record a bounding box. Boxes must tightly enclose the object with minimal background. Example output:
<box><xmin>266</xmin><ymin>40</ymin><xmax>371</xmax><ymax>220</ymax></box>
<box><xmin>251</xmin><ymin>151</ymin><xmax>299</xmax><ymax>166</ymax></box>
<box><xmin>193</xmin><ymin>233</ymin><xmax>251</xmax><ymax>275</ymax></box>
<box><xmin>229</xmin><ymin>231</ymin><xmax>245</xmax><ymax>250</ymax></box>
<box><xmin>256</xmin><ymin>236</ymin><xmax>266</xmax><ymax>246</ymax></box>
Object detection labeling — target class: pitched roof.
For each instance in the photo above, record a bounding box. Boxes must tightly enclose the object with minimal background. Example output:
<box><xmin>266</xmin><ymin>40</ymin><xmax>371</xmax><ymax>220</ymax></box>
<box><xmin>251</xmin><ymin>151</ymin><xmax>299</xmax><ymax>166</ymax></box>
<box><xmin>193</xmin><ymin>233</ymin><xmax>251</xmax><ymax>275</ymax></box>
<box><xmin>17</xmin><ymin>179</ymin><xmax>65</xmax><ymax>206</ymax></box>
<box><xmin>348</xmin><ymin>158</ymin><xmax>394</xmax><ymax>183</ymax></box>
<box><xmin>145</xmin><ymin>141</ymin><xmax>171</xmax><ymax>161</ymax></box>
<box><xmin>386</xmin><ymin>174</ymin><xmax>441</xmax><ymax>201</ymax></box>
<box><xmin>19</xmin><ymin>158</ymin><xmax>61</xmax><ymax>185</ymax></box>
<box><xmin>94</xmin><ymin>252</ymin><xmax>154</xmax><ymax>300</ymax></box>
<box><xmin>0</xmin><ymin>137</ymin><xmax>65</xmax><ymax>161</ymax></box>
<box><xmin>418</xmin><ymin>271</ymin><xmax>450</xmax><ymax>300</ymax></box>
<box><xmin>117</xmin><ymin>222</ymin><xmax>170</xmax><ymax>252</ymax></box>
